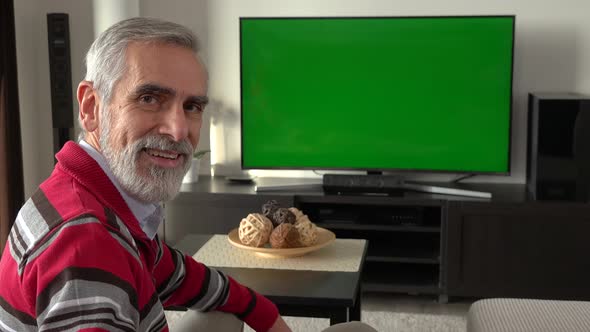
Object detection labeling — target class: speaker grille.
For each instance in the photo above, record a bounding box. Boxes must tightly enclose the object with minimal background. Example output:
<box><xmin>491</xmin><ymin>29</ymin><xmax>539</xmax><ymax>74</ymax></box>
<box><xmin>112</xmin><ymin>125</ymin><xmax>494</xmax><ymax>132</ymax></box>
<box><xmin>47</xmin><ymin>13</ymin><xmax>73</xmax><ymax>130</ymax></box>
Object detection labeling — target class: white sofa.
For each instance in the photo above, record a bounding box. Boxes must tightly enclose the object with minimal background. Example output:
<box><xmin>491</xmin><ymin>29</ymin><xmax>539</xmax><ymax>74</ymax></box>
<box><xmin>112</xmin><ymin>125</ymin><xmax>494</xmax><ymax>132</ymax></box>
<box><xmin>467</xmin><ymin>298</ymin><xmax>590</xmax><ymax>332</ymax></box>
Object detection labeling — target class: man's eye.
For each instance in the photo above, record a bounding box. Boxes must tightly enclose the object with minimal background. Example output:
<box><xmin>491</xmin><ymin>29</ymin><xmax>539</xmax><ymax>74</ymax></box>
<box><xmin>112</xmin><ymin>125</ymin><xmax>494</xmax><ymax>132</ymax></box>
<box><xmin>185</xmin><ymin>103</ymin><xmax>204</xmax><ymax>113</ymax></box>
<box><xmin>139</xmin><ymin>95</ymin><xmax>157</xmax><ymax>104</ymax></box>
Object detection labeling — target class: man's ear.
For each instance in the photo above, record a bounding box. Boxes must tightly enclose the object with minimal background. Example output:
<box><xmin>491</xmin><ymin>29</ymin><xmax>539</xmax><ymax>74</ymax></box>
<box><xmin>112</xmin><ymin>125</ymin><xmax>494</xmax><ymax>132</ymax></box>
<box><xmin>77</xmin><ymin>80</ymin><xmax>100</xmax><ymax>132</ymax></box>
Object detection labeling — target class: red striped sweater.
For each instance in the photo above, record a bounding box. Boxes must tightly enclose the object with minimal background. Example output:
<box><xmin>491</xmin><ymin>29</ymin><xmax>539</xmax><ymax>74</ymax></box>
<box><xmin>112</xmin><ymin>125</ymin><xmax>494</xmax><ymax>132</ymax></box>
<box><xmin>0</xmin><ymin>142</ymin><xmax>278</xmax><ymax>331</ymax></box>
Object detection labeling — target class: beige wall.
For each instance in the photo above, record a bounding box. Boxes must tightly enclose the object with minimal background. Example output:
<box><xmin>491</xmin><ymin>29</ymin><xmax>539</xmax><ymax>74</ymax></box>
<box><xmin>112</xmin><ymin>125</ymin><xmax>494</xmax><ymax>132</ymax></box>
<box><xmin>14</xmin><ymin>0</ymin><xmax>590</xmax><ymax>197</ymax></box>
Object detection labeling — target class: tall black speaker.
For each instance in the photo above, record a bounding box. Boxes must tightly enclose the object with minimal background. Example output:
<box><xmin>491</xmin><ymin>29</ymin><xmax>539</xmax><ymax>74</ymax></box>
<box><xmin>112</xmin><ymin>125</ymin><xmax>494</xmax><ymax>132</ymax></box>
<box><xmin>527</xmin><ymin>93</ymin><xmax>590</xmax><ymax>201</ymax></box>
<box><xmin>47</xmin><ymin>13</ymin><xmax>73</xmax><ymax>156</ymax></box>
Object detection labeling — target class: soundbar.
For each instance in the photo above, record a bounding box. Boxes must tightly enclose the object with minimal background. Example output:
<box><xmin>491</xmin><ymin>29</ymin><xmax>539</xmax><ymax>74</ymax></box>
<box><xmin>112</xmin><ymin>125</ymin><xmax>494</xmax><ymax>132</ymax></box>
<box><xmin>322</xmin><ymin>174</ymin><xmax>405</xmax><ymax>195</ymax></box>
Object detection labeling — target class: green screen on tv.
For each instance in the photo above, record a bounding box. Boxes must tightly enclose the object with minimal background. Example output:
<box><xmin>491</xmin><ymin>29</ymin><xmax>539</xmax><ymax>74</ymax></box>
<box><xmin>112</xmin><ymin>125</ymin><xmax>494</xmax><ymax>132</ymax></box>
<box><xmin>240</xmin><ymin>16</ymin><xmax>514</xmax><ymax>173</ymax></box>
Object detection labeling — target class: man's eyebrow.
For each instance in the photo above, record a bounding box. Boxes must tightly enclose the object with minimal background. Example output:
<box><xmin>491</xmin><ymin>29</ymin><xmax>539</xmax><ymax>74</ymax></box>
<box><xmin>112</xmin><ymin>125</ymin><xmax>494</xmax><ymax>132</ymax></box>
<box><xmin>132</xmin><ymin>83</ymin><xmax>175</xmax><ymax>97</ymax></box>
<box><xmin>132</xmin><ymin>83</ymin><xmax>208</xmax><ymax>105</ymax></box>
<box><xmin>186</xmin><ymin>95</ymin><xmax>209</xmax><ymax>105</ymax></box>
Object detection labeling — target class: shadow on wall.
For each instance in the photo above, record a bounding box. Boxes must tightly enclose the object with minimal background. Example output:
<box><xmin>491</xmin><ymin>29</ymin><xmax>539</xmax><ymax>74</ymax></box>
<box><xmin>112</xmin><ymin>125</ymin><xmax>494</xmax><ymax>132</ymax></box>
<box><xmin>209</xmin><ymin>98</ymin><xmax>242</xmax><ymax>176</ymax></box>
<box><xmin>515</xmin><ymin>21</ymin><xmax>579</xmax><ymax>93</ymax></box>
<box><xmin>482</xmin><ymin>21</ymin><xmax>581</xmax><ymax>183</ymax></box>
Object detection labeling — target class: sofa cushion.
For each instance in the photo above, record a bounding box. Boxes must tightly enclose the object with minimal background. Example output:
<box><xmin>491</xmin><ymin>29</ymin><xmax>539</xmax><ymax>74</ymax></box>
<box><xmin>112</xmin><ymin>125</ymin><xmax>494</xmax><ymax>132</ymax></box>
<box><xmin>468</xmin><ymin>298</ymin><xmax>590</xmax><ymax>332</ymax></box>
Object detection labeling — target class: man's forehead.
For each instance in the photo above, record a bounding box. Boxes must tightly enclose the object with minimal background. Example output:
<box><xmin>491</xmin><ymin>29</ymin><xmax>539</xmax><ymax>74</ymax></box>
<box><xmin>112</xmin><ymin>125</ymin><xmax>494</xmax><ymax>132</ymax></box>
<box><xmin>124</xmin><ymin>41</ymin><xmax>202</xmax><ymax>66</ymax></box>
<box><xmin>119</xmin><ymin>43</ymin><xmax>208</xmax><ymax>97</ymax></box>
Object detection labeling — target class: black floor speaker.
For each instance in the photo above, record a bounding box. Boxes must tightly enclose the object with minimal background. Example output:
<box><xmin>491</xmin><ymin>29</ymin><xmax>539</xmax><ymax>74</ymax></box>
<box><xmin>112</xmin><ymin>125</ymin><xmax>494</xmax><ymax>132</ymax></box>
<box><xmin>47</xmin><ymin>13</ymin><xmax>73</xmax><ymax>156</ymax></box>
<box><xmin>527</xmin><ymin>93</ymin><xmax>590</xmax><ymax>201</ymax></box>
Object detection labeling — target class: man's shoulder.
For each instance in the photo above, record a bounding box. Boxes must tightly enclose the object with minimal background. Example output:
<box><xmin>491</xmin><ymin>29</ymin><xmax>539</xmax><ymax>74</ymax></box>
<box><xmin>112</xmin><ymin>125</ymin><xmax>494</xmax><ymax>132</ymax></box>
<box><xmin>21</xmin><ymin>174</ymin><xmax>105</xmax><ymax>230</ymax></box>
<box><xmin>6</xmin><ymin>184</ymin><xmax>126</xmax><ymax>267</ymax></box>
<box><xmin>5</xmin><ymin>198</ymin><xmax>141</xmax><ymax>280</ymax></box>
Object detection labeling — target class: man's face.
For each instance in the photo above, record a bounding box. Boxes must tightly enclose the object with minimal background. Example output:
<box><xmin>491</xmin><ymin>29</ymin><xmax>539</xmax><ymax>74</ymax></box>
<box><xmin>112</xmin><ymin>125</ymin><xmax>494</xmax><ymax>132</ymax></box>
<box><xmin>99</xmin><ymin>42</ymin><xmax>208</xmax><ymax>203</ymax></box>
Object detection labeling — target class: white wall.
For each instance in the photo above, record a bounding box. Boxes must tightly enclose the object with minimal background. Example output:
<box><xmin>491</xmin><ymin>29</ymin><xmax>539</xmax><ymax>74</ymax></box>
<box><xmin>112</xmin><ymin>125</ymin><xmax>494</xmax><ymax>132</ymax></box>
<box><xmin>93</xmin><ymin>0</ymin><xmax>139</xmax><ymax>37</ymax></box>
<box><xmin>14</xmin><ymin>0</ymin><xmax>590</xmax><ymax>197</ymax></box>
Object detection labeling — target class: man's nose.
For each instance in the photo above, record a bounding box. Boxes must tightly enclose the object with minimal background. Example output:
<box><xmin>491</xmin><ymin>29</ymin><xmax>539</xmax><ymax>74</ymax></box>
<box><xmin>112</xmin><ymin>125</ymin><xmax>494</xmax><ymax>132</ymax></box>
<box><xmin>159</xmin><ymin>103</ymin><xmax>189</xmax><ymax>142</ymax></box>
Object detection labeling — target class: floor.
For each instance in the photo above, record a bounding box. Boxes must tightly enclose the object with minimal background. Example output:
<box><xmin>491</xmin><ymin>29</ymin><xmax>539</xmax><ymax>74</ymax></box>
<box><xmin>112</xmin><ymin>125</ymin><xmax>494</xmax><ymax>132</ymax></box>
<box><xmin>273</xmin><ymin>292</ymin><xmax>474</xmax><ymax>332</ymax></box>
<box><xmin>362</xmin><ymin>292</ymin><xmax>473</xmax><ymax>316</ymax></box>
<box><xmin>167</xmin><ymin>292</ymin><xmax>475</xmax><ymax>332</ymax></box>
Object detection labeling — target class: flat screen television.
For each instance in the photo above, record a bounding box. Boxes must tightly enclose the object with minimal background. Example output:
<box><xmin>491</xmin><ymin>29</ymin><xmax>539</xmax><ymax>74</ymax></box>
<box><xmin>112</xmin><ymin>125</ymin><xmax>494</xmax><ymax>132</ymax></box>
<box><xmin>240</xmin><ymin>16</ymin><xmax>515</xmax><ymax>176</ymax></box>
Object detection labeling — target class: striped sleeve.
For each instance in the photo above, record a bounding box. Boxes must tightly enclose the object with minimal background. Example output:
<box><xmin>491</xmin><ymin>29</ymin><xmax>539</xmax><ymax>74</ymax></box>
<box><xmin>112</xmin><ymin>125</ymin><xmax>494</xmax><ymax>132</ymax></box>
<box><xmin>35</xmin><ymin>267</ymin><xmax>138</xmax><ymax>332</ymax></box>
<box><xmin>154</xmin><ymin>244</ymin><xmax>279</xmax><ymax>331</ymax></box>
<box><xmin>0</xmin><ymin>190</ymin><xmax>146</xmax><ymax>332</ymax></box>
<box><xmin>154</xmin><ymin>244</ymin><xmax>228</xmax><ymax>311</ymax></box>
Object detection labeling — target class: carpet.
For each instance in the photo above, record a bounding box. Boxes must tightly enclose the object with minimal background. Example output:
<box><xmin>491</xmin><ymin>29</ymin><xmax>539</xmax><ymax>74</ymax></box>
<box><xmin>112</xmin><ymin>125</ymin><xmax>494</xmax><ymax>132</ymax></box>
<box><xmin>167</xmin><ymin>309</ymin><xmax>467</xmax><ymax>332</ymax></box>
<box><xmin>272</xmin><ymin>311</ymin><xmax>466</xmax><ymax>332</ymax></box>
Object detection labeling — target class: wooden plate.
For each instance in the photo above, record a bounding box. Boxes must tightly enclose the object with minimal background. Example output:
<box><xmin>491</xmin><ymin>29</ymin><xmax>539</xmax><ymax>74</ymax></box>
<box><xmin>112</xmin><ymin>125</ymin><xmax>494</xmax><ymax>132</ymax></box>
<box><xmin>227</xmin><ymin>227</ymin><xmax>336</xmax><ymax>258</ymax></box>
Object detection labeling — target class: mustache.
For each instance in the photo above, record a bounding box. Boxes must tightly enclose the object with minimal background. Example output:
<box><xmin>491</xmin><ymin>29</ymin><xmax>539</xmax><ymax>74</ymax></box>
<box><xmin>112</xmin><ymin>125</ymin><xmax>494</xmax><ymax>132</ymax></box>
<box><xmin>131</xmin><ymin>135</ymin><xmax>194</xmax><ymax>156</ymax></box>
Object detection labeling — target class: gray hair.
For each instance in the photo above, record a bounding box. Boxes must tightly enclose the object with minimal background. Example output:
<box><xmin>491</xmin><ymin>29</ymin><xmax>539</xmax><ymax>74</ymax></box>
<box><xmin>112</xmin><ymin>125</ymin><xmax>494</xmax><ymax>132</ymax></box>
<box><xmin>79</xmin><ymin>17</ymin><xmax>200</xmax><ymax>139</ymax></box>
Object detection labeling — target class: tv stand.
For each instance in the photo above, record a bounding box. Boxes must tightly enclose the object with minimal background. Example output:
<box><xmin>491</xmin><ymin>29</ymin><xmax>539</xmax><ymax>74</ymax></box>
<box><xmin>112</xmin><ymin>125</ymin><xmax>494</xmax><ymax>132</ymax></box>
<box><xmin>403</xmin><ymin>182</ymin><xmax>491</xmax><ymax>199</ymax></box>
<box><xmin>169</xmin><ymin>176</ymin><xmax>590</xmax><ymax>301</ymax></box>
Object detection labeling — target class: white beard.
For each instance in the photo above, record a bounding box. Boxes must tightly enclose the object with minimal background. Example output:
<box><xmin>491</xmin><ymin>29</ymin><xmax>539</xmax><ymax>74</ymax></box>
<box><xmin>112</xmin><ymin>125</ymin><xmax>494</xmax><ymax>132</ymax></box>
<box><xmin>99</xmin><ymin>111</ymin><xmax>193</xmax><ymax>203</ymax></box>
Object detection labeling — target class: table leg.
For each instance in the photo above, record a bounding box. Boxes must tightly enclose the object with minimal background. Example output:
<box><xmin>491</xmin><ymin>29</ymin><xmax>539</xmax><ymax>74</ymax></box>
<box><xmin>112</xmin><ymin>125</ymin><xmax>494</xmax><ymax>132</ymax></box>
<box><xmin>350</xmin><ymin>285</ymin><xmax>361</xmax><ymax>321</ymax></box>
<box><xmin>329</xmin><ymin>309</ymin><xmax>348</xmax><ymax>325</ymax></box>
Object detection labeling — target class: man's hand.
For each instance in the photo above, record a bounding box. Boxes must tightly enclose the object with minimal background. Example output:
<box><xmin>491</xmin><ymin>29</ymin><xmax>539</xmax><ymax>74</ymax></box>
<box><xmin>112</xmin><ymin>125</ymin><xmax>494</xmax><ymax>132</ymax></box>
<box><xmin>267</xmin><ymin>316</ymin><xmax>292</xmax><ymax>332</ymax></box>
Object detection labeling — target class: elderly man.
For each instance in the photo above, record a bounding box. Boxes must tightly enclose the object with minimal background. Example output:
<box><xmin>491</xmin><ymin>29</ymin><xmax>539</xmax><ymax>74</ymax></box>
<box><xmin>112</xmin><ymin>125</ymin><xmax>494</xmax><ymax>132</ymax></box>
<box><xmin>0</xmin><ymin>17</ymin><xmax>375</xmax><ymax>332</ymax></box>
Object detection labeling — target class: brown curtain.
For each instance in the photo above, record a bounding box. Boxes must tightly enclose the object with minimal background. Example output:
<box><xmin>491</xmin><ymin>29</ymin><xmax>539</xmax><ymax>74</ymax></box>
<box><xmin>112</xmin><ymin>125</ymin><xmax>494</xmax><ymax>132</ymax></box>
<box><xmin>0</xmin><ymin>0</ymin><xmax>24</xmax><ymax>252</ymax></box>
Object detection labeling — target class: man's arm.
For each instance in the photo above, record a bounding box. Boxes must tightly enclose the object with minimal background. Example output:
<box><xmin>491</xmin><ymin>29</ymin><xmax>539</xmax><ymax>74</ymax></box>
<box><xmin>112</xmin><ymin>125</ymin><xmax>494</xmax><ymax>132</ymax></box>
<box><xmin>154</xmin><ymin>243</ymin><xmax>288</xmax><ymax>331</ymax></box>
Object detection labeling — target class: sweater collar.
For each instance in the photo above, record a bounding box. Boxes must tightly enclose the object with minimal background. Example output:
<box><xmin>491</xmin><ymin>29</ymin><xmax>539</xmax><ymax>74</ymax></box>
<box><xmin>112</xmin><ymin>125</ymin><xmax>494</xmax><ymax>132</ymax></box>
<box><xmin>78</xmin><ymin>140</ymin><xmax>161</xmax><ymax>239</ymax></box>
<box><xmin>55</xmin><ymin>141</ymin><xmax>149</xmax><ymax>240</ymax></box>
